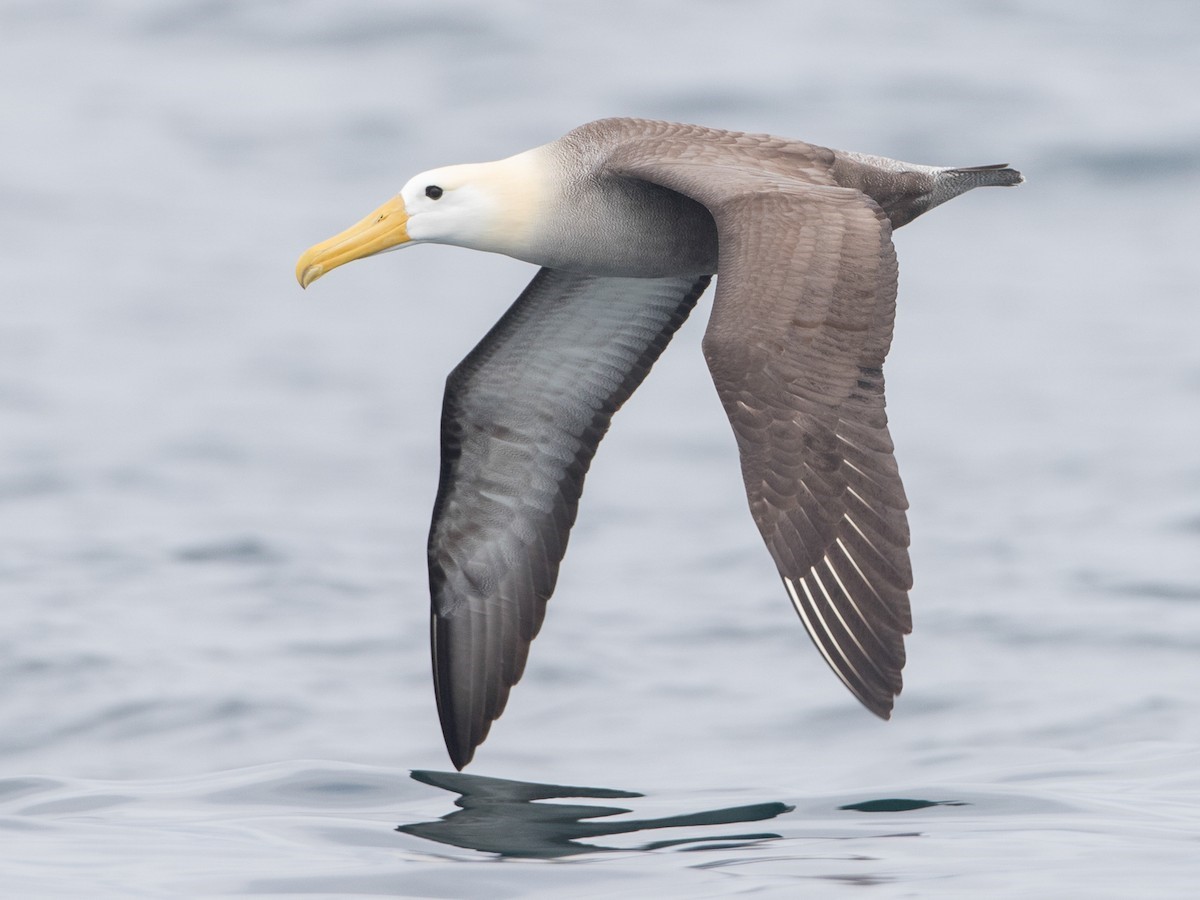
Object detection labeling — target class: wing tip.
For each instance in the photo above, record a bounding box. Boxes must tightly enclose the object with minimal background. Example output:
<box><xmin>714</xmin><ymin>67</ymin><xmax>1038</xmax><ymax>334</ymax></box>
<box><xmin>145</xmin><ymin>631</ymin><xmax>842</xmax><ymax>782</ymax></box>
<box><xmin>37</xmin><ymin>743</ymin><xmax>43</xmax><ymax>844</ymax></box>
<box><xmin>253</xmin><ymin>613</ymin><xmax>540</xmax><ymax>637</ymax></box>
<box><xmin>445</xmin><ymin>737</ymin><xmax>476</xmax><ymax>771</ymax></box>
<box><xmin>435</xmin><ymin>687</ymin><xmax>485</xmax><ymax>771</ymax></box>
<box><xmin>431</xmin><ymin>611</ymin><xmax>486</xmax><ymax>771</ymax></box>
<box><xmin>863</xmin><ymin>691</ymin><xmax>897</xmax><ymax>721</ymax></box>
<box><xmin>782</xmin><ymin>574</ymin><xmax>906</xmax><ymax>721</ymax></box>
<box><xmin>851</xmin><ymin>673</ymin><xmax>901</xmax><ymax>721</ymax></box>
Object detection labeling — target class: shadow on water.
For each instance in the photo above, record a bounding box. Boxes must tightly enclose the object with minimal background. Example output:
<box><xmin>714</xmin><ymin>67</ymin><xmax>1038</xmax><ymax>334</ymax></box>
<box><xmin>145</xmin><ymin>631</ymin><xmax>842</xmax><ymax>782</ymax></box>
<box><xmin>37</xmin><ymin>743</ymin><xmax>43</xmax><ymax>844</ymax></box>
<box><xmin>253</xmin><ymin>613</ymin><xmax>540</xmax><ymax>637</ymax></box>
<box><xmin>839</xmin><ymin>798</ymin><xmax>969</xmax><ymax>813</ymax></box>
<box><xmin>397</xmin><ymin>770</ymin><xmax>795</xmax><ymax>859</ymax></box>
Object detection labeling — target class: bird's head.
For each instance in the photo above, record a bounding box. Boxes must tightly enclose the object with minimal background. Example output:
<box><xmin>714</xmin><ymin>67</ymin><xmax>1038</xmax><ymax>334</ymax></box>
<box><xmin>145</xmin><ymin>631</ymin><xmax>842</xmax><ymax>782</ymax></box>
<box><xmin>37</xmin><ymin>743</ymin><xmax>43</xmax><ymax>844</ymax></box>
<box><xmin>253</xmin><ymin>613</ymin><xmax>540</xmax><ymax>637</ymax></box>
<box><xmin>296</xmin><ymin>149</ymin><xmax>550</xmax><ymax>288</ymax></box>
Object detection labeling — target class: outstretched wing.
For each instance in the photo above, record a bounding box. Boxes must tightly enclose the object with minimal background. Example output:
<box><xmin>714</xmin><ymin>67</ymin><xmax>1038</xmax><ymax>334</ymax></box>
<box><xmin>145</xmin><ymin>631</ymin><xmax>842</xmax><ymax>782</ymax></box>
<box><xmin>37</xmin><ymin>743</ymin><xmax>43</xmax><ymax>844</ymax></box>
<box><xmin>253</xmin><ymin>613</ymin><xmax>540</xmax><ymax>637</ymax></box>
<box><xmin>610</xmin><ymin>152</ymin><xmax>913</xmax><ymax>717</ymax></box>
<box><xmin>429</xmin><ymin>268</ymin><xmax>711</xmax><ymax>768</ymax></box>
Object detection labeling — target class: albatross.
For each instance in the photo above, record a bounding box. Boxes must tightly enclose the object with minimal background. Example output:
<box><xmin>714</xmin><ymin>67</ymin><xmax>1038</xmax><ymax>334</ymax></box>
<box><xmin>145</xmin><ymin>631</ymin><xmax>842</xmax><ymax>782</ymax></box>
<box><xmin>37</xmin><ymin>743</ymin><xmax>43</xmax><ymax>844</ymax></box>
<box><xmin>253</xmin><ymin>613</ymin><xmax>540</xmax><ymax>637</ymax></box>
<box><xmin>296</xmin><ymin>118</ymin><xmax>1022</xmax><ymax>769</ymax></box>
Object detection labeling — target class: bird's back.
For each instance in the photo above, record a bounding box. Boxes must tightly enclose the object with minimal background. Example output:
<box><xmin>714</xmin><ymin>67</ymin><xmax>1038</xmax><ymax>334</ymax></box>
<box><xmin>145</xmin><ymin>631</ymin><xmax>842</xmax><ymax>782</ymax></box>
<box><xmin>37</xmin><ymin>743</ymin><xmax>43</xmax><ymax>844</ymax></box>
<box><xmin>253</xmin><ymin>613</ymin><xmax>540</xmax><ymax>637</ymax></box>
<box><xmin>566</xmin><ymin>117</ymin><xmax>1022</xmax><ymax>231</ymax></box>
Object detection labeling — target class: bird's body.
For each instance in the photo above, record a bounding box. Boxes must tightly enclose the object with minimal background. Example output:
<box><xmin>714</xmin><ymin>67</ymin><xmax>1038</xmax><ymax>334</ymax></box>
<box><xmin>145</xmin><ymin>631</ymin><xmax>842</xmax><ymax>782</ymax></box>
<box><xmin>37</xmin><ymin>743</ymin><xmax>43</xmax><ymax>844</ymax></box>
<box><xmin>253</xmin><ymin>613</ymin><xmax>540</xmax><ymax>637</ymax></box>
<box><xmin>296</xmin><ymin>118</ymin><xmax>1022</xmax><ymax>769</ymax></box>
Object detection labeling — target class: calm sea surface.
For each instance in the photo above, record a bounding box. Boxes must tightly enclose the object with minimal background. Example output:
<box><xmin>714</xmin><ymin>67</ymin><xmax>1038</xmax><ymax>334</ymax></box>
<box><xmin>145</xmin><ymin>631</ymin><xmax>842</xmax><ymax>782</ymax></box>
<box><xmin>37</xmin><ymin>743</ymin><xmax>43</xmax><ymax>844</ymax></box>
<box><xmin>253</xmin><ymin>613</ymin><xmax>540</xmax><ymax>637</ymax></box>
<box><xmin>1</xmin><ymin>1</ymin><xmax>1198</xmax><ymax>895</ymax></box>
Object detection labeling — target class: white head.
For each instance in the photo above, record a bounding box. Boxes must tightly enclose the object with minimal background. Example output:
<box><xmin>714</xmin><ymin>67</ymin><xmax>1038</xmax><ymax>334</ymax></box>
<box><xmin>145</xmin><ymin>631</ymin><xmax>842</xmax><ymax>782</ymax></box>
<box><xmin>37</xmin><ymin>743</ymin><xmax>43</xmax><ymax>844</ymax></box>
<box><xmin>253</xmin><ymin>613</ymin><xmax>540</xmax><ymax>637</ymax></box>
<box><xmin>296</xmin><ymin>149</ymin><xmax>550</xmax><ymax>288</ymax></box>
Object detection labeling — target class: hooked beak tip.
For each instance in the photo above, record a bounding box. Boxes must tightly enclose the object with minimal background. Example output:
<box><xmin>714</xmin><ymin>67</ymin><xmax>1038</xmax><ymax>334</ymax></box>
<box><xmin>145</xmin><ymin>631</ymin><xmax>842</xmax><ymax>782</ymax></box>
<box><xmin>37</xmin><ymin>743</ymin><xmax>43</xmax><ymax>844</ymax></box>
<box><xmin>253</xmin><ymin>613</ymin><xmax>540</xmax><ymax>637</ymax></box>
<box><xmin>296</xmin><ymin>261</ymin><xmax>323</xmax><ymax>289</ymax></box>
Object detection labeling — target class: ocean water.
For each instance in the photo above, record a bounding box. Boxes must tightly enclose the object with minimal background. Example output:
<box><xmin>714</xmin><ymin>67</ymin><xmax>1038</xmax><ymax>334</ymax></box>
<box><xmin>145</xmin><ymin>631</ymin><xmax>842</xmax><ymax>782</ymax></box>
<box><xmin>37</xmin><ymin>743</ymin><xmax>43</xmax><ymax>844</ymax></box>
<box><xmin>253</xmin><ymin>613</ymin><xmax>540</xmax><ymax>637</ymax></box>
<box><xmin>1</xmin><ymin>0</ymin><xmax>1198</xmax><ymax>895</ymax></box>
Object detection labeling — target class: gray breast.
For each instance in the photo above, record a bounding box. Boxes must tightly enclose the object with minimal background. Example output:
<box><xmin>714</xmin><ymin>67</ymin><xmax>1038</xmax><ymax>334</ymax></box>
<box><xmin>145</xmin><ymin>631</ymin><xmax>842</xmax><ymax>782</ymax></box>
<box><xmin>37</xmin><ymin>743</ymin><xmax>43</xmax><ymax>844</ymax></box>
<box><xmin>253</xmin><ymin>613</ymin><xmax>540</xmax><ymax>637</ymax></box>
<box><xmin>533</xmin><ymin>146</ymin><xmax>719</xmax><ymax>278</ymax></box>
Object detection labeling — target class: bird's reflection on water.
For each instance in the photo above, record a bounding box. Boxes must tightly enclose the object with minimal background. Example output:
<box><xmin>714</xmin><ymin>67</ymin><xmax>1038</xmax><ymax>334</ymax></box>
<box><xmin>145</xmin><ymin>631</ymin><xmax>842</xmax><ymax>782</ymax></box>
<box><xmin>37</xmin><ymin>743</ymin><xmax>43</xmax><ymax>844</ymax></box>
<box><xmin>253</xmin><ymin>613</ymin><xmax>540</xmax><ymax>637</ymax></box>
<box><xmin>398</xmin><ymin>770</ymin><xmax>794</xmax><ymax>858</ymax></box>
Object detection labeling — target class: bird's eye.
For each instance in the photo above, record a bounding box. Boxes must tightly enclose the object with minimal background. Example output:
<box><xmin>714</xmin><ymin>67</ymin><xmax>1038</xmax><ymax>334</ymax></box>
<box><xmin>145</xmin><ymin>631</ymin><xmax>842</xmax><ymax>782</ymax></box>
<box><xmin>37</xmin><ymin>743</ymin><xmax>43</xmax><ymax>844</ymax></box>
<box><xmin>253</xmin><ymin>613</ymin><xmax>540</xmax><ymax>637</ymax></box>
<box><xmin>425</xmin><ymin>185</ymin><xmax>444</xmax><ymax>200</ymax></box>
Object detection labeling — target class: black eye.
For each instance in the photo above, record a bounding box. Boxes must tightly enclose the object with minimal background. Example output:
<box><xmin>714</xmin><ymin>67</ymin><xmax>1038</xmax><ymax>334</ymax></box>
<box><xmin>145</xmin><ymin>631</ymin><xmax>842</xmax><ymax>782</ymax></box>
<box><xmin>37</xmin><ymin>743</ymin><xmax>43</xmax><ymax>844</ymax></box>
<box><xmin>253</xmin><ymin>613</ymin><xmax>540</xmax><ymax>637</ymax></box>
<box><xmin>425</xmin><ymin>185</ymin><xmax>443</xmax><ymax>200</ymax></box>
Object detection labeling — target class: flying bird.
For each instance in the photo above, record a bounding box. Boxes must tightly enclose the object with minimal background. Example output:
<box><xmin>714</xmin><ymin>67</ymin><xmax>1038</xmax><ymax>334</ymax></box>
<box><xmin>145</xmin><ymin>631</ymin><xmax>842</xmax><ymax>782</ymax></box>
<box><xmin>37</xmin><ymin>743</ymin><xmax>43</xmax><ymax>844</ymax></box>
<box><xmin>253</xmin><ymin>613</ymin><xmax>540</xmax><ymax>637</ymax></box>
<box><xmin>296</xmin><ymin>118</ymin><xmax>1022</xmax><ymax>769</ymax></box>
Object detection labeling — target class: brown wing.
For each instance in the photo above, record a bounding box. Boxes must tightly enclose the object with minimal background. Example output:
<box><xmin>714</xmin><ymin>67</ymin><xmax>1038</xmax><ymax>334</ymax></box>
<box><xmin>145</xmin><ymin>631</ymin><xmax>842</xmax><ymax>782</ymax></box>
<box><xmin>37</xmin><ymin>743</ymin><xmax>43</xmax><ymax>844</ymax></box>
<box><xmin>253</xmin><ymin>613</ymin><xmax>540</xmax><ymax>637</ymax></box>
<box><xmin>609</xmin><ymin>151</ymin><xmax>913</xmax><ymax>717</ymax></box>
<box><xmin>429</xmin><ymin>268</ymin><xmax>711</xmax><ymax>768</ymax></box>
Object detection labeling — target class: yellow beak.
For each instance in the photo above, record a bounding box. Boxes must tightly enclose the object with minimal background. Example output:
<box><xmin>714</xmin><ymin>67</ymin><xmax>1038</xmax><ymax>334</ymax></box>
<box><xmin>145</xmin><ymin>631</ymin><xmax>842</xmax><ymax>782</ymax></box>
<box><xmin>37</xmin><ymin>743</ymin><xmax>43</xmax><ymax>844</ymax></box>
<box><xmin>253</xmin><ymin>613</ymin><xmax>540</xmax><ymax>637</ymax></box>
<box><xmin>295</xmin><ymin>195</ymin><xmax>410</xmax><ymax>288</ymax></box>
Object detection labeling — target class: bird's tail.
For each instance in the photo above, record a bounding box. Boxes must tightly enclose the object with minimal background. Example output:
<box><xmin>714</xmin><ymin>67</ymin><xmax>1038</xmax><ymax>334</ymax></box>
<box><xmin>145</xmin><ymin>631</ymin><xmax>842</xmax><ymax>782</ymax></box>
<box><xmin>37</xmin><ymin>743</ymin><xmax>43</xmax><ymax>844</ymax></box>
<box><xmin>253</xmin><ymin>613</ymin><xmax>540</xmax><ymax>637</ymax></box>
<box><xmin>945</xmin><ymin>162</ymin><xmax>1025</xmax><ymax>188</ymax></box>
<box><xmin>929</xmin><ymin>162</ymin><xmax>1024</xmax><ymax>211</ymax></box>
